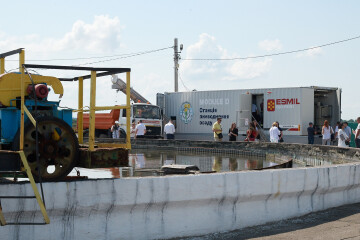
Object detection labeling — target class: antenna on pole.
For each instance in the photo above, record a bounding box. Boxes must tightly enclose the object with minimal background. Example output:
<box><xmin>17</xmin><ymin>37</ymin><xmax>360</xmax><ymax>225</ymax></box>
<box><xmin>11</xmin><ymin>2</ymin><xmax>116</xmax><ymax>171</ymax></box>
<box><xmin>174</xmin><ymin>38</ymin><xmax>183</xmax><ymax>92</ymax></box>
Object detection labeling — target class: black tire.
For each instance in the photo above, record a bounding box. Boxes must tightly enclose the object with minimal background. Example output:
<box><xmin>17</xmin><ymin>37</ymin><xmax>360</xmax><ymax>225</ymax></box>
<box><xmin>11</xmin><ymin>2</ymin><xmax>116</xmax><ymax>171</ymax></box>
<box><xmin>12</xmin><ymin>116</ymin><xmax>79</xmax><ymax>182</ymax></box>
<box><xmin>120</xmin><ymin>128</ymin><xmax>127</xmax><ymax>139</ymax></box>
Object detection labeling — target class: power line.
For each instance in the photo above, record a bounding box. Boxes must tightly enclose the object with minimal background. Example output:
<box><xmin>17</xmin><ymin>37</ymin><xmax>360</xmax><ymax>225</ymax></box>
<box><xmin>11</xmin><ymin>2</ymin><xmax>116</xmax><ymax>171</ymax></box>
<box><xmin>76</xmin><ymin>46</ymin><xmax>172</xmax><ymax>66</ymax></box>
<box><xmin>5</xmin><ymin>46</ymin><xmax>173</xmax><ymax>62</ymax></box>
<box><xmin>3</xmin><ymin>46</ymin><xmax>173</xmax><ymax>72</ymax></box>
<box><xmin>182</xmin><ymin>35</ymin><xmax>360</xmax><ymax>61</ymax></box>
<box><xmin>178</xmin><ymin>70</ymin><xmax>190</xmax><ymax>91</ymax></box>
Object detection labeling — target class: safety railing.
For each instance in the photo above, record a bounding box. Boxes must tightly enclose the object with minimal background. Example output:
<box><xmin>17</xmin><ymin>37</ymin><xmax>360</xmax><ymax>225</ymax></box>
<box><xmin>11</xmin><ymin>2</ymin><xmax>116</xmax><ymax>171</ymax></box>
<box><xmin>76</xmin><ymin>72</ymin><xmax>132</xmax><ymax>150</ymax></box>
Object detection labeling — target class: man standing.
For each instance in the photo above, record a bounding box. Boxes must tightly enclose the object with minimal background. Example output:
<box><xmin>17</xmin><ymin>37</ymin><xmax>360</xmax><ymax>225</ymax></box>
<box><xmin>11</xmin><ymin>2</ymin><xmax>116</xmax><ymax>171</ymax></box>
<box><xmin>252</xmin><ymin>103</ymin><xmax>258</xmax><ymax>122</ymax></box>
<box><xmin>333</xmin><ymin>121</ymin><xmax>341</xmax><ymax>145</ymax></box>
<box><xmin>269</xmin><ymin>122</ymin><xmax>281</xmax><ymax>143</ymax></box>
<box><xmin>343</xmin><ymin>122</ymin><xmax>352</xmax><ymax>146</ymax></box>
<box><xmin>352</xmin><ymin>117</ymin><xmax>360</xmax><ymax>148</ymax></box>
<box><xmin>111</xmin><ymin>121</ymin><xmax>120</xmax><ymax>139</ymax></box>
<box><xmin>135</xmin><ymin>120</ymin><xmax>146</xmax><ymax>139</ymax></box>
<box><xmin>164</xmin><ymin>120</ymin><xmax>176</xmax><ymax>139</ymax></box>
<box><xmin>307</xmin><ymin>122</ymin><xmax>315</xmax><ymax>144</ymax></box>
<box><xmin>212</xmin><ymin>117</ymin><xmax>223</xmax><ymax>141</ymax></box>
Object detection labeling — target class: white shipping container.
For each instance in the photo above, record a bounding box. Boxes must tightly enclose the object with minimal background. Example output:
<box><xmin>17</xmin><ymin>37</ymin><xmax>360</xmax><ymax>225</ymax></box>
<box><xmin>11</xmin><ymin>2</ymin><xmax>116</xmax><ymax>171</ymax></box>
<box><xmin>158</xmin><ymin>86</ymin><xmax>341</xmax><ymax>136</ymax></box>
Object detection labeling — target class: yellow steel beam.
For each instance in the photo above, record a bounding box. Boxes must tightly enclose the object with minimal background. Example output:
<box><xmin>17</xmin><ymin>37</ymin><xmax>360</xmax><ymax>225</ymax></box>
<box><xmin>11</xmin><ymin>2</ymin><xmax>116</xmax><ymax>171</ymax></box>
<box><xmin>126</xmin><ymin>72</ymin><xmax>131</xmax><ymax>149</ymax></box>
<box><xmin>0</xmin><ymin>204</ymin><xmax>6</xmax><ymax>226</ymax></box>
<box><xmin>73</xmin><ymin>105</ymin><xmax>127</xmax><ymax>113</ymax></box>
<box><xmin>89</xmin><ymin>71</ymin><xmax>96</xmax><ymax>151</ymax></box>
<box><xmin>0</xmin><ymin>58</ymin><xmax>4</xmax><ymax>74</ymax></box>
<box><xmin>96</xmin><ymin>143</ymin><xmax>128</xmax><ymax>149</ymax></box>
<box><xmin>20</xmin><ymin>50</ymin><xmax>25</xmax><ymax>151</ymax></box>
<box><xmin>24</xmin><ymin>106</ymin><xmax>36</xmax><ymax>127</ymax></box>
<box><xmin>18</xmin><ymin>151</ymin><xmax>50</xmax><ymax>224</ymax></box>
<box><xmin>78</xmin><ymin>77</ymin><xmax>84</xmax><ymax>144</ymax></box>
<box><xmin>94</xmin><ymin>106</ymin><xmax>127</xmax><ymax>111</ymax></box>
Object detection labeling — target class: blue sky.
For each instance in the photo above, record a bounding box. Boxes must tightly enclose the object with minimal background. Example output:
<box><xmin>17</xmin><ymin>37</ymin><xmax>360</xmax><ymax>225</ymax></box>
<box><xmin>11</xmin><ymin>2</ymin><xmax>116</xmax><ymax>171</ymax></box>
<box><xmin>0</xmin><ymin>0</ymin><xmax>359</xmax><ymax>119</ymax></box>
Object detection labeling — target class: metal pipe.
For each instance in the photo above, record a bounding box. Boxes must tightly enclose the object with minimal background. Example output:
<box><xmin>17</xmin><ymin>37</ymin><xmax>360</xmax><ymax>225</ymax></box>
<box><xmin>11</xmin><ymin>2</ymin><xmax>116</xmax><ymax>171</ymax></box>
<box><xmin>19</xmin><ymin>50</ymin><xmax>25</xmax><ymax>150</ymax></box>
<box><xmin>78</xmin><ymin>77</ymin><xmax>84</xmax><ymax>144</ymax></box>
<box><xmin>126</xmin><ymin>72</ymin><xmax>131</xmax><ymax>149</ymax></box>
<box><xmin>0</xmin><ymin>58</ymin><xmax>4</xmax><ymax>74</ymax></box>
<box><xmin>89</xmin><ymin>71</ymin><xmax>96</xmax><ymax>151</ymax></box>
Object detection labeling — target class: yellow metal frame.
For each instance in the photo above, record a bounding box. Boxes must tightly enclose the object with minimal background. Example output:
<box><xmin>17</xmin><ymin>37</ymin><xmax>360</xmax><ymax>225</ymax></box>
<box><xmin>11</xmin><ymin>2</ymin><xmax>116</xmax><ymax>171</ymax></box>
<box><xmin>0</xmin><ymin>49</ymin><xmax>50</xmax><ymax>225</ymax></box>
<box><xmin>24</xmin><ymin>105</ymin><xmax>36</xmax><ymax>127</ymax></box>
<box><xmin>1</xmin><ymin>48</ymin><xmax>132</xmax><ymax>151</ymax></box>
<box><xmin>76</xmin><ymin>69</ymin><xmax>132</xmax><ymax>150</ymax></box>
<box><xmin>0</xmin><ymin>58</ymin><xmax>4</xmax><ymax>74</ymax></box>
<box><xmin>0</xmin><ymin>205</ymin><xmax>6</xmax><ymax>226</ymax></box>
<box><xmin>0</xmin><ymin>49</ymin><xmax>132</xmax><ymax>225</ymax></box>
<box><xmin>0</xmin><ymin>151</ymin><xmax>50</xmax><ymax>226</ymax></box>
<box><xmin>78</xmin><ymin>77</ymin><xmax>84</xmax><ymax>144</ymax></box>
<box><xmin>19</xmin><ymin>151</ymin><xmax>50</xmax><ymax>224</ymax></box>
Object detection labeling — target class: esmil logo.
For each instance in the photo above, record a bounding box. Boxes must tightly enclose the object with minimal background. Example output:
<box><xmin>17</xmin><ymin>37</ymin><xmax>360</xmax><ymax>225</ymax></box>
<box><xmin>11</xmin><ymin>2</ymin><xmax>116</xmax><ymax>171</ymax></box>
<box><xmin>267</xmin><ymin>99</ymin><xmax>275</xmax><ymax>112</ymax></box>
<box><xmin>267</xmin><ymin>98</ymin><xmax>300</xmax><ymax>111</ymax></box>
<box><xmin>180</xmin><ymin>102</ymin><xmax>193</xmax><ymax>124</ymax></box>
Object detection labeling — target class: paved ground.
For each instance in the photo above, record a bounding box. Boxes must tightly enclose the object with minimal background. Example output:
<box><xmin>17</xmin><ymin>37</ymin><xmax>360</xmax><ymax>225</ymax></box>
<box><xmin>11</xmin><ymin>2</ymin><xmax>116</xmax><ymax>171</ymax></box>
<box><xmin>178</xmin><ymin>203</ymin><xmax>360</xmax><ymax>240</ymax></box>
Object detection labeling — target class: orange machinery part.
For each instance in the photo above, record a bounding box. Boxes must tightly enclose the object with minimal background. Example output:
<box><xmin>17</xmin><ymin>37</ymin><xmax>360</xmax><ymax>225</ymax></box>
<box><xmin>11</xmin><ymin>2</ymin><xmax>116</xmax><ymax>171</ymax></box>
<box><xmin>79</xmin><ymin>109</ymin><xmax>120</xmax><ymax>130</ymax></box>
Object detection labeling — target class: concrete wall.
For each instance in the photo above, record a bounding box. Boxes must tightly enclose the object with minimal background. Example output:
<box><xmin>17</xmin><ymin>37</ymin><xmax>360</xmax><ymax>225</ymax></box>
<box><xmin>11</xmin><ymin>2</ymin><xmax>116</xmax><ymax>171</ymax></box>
<box><xmin>1</xmin><ymin>162</ymin><xmax>360</xmax><ymax>240</ymax></box>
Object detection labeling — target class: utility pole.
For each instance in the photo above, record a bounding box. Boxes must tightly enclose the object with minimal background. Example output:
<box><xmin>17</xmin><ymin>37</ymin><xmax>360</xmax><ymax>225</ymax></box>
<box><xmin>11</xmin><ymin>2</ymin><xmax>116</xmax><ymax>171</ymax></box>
<box><xmin>174</xmin><ymin>38</ymin><xmax>179</xmax><ymax>92</ymax></box>
<box><xmin>174</xmin><ymin>38</ymin><xmax>183</xmax><ymax>92</ymax></box>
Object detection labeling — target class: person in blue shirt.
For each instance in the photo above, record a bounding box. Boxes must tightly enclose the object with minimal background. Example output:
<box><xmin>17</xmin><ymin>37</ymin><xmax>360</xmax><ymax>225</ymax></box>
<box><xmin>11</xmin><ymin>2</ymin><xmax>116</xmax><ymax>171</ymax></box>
<box><xmin>307</xmin><ymin>122</ymin><xmax>315</xmax><ymax>144</ymax></box>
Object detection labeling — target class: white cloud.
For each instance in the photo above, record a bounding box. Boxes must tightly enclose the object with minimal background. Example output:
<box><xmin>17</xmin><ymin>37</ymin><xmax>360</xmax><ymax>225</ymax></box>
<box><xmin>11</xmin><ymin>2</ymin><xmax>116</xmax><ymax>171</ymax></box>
<box><xmin>297</xmin><ymin>47</ymin><xmax>323</xmax><ymax>58</ymax></box>
<box><xmin>181</xmin><ymin>33</ymin><xmax>228</xmax><ymax>75</ymax></box>
<box><xmin>51</xmin><ymin>15</ymin><xmax>124</xmax><ymax>53</ymax></box>
<box><xmin>227</xmin><ymin>58</ymin><xmax>273</xmax><ymax>79</ymax></box>
<box><xmin>0</xmin><ymin>16</ymin><xmax>126</xmax><ymax>109</ymax></box>
<box><xmin>181</xmin><ymin>33</ymin><xmax>273</xmax><ymax>83</ymax></box>
<box><xmin>258</xmin><ymin>39</ymin><xmax>282</xmax><ymax>51</ymax></box>
<box><xmin>0</xmin><ymin>15</ymin><xmax>124</xmax><ymax>55</ymax></box>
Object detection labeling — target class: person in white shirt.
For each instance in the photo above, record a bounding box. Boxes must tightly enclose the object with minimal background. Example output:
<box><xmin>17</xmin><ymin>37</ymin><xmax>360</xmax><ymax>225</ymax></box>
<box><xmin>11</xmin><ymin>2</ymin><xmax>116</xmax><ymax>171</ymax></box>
<box><xmin>111</xmin><ymin>121</ymin><xmax>120</xmax><ymax>139</ymax></box>
<box><xmin>164</xmin><ymin>120</ymin><xmax>176</xmax><ymax>139</ymax></box>
<box><xmin>130</xmin><ymin>121</ymin><xmax>136</xmax><ymax>139</ymax></box>
<box><xmin>269</xmin><ymin>122</ymin><xmax>281</xmax><ymax>143</ymax></box>
<box><xmin>352</xmin><ymin>117</ymin><xmax>360</xmax><ymax>148</ymax></box>
<box><xmin>322</xmin><ymin>120</ymin><xmax>333</xmax><ymax>145</ymax></box>
<box><xmin>343</xmin><ymin>122</ymin><xmax>352</xmax><ymax>146</ymax></box>
<box><xmin>333</xmin><ymin>121</ymin><xmax>340</xmax><ymax>145</ymax></box>
<box><xmin>338</xmin><ymin>123</ymin><xmax>350</xmax><ymax>148</ymax></box>
<box><xmin>135</xmin><ymin>120</ymin><xmax>146</xmax><ymax>139</ymax></box>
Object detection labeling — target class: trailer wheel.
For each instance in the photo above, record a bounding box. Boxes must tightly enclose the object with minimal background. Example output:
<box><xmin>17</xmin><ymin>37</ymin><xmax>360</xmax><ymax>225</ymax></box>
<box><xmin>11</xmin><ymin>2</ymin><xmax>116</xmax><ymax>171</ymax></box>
<box><xmin>120</xmin><ymin>128</ymin><xmax>127</xmax><ymax>139</ymax></box>
<box><xmin>12</xmin><ymin>116</ymin><xmax>79</xmax><ymax>182</ymax></box>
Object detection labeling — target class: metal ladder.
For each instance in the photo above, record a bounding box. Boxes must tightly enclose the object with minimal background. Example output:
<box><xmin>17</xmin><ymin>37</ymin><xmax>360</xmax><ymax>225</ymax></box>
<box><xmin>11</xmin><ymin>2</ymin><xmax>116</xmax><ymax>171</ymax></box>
<box><xmin>251</xmin><ymin>114</ymin><xmax>268</xmax><ymax>142</ymax></box>
<box><xmin>0</xmin><ymin>151</ymin><xmax>50</xmax><ymax>226</ymax></box>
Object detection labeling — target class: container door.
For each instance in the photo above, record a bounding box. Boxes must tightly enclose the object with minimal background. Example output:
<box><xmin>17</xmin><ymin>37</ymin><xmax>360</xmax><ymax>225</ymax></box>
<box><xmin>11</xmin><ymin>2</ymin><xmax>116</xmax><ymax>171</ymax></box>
<box><xmin>337</xmin><ymin>88</ymin><xmax>342</xmax><ymax>120</ymax></box>
<box><xmin>237</xmin><ymin>93</ymin><xmax>252</xmax><ymax>132</ymax></box>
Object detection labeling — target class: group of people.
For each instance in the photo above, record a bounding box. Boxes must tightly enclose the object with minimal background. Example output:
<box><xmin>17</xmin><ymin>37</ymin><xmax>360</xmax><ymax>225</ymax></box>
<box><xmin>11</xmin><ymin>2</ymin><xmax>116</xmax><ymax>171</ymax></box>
<box><xmin>310</xmin><ymin>117</ymin><xmax>360</xmax><ymax>148</ymax></box>
<box><xmin>112</xmin><ymin>116</ymin><xmax>360</xmax><ymax>148</ymax></box>
<box><xmin>111</xmin><ymin>119</ymin><xmax>176</xmax><ymax>140</ymax></box>
<box><xmin>111</xmin><ymin>120</ymin><xmax>147</xmax><ymax>139</ymax></box>
<box><xmin>212</xmin><ymin>117</ymin><xmax>262</xmax><ymax>142</ymax></box>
